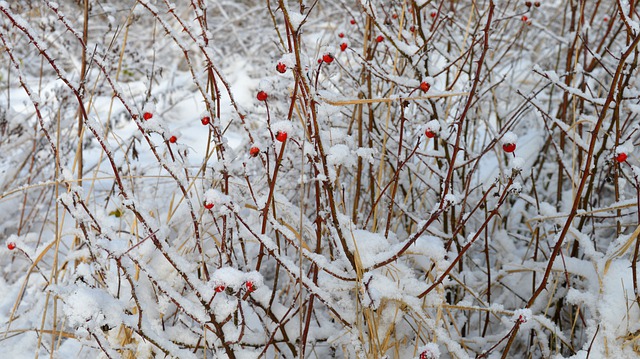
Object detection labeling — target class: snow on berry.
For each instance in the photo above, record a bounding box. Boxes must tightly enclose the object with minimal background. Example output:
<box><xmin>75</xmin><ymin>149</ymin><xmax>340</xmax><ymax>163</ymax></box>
<box><xmin>203</xmin><ymin>189</ymin><xmax>230</xmax><ymax>213</ymax></box>
<box><xmin>276</xmin><ymin>62</ymin><xmax>287</xmax><ymax>73</ymax></box>
<box><xmin>271</xmin><ymin>121</ymin><xmax>293</xmax><ymax>142</ymax></box>
<box><xmin>512</xmin><ymin>308</ymin><xmax>533</xmax><ymax>326</ymax></box>
<box><xmin>424</xmin><ymin>120</ymin><xmax>440</xmax><ymax>138</ymax></box>
<box><xmin>616</xmin><ymin>143</ymin><xmax>633</xmax><ymax>163</ymax></box>
<box><xmin>7</xmin><ymin>242</ymin><xmax>16</xmax><ymax>250</ymax></box>
<box><xmin>502</xmin><ymin>131</ymin><xmax>517</xmax><ymax>144</ymax></box>
<box><xmin>418</xmin><ymin>343</ymin><xmax>440</xmax><ymax>359</ymax></box>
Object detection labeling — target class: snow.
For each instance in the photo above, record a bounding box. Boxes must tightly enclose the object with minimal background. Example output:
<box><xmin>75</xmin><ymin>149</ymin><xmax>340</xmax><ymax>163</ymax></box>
<box><xmin>0</xmin><ymin>1</ymin><xmax>637</xmax><ymax>358</ymax></box>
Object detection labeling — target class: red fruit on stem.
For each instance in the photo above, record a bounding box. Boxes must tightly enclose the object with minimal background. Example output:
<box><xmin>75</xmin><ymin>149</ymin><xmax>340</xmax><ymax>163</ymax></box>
<box><xmin>169</xmin><ymin>135</ymin><xmax>177</xmax><ymax>143</ymax></box>
<box><xmin>317</xmin><ymin>58</ymin><xmax>323</xmax><ymax>64</ymax></box>
<box><xmin>617</xmin><ymin>152</ymin><xmax>628</xmax><ymax>163</ymax></box>
<box><xmin>409</xmin><ymin>25</ymin><xmax>415</xmax><ymax>32</ymax></box>
<box><xmin>525</xmin><ymin>1</ymin><xmax>532</xmax><ymax>7</ymax></box>
<box><xmin>7</xmin><ymin>242</ymin><xmax>15</xmax><ymax>250</ymax></box>
<box><xmin>350</xmin><ymin>19</ymin><xmax>356</xmax><ymax>25</ymax></box>
<box><xmin>201</xmin><ymin>116</ymin><xmax>210</xmax><ymax>125</ymax></box>
<box><xmin>340</xmin><ymin>43</ymin><xmax>348</xmax><ymax>52</ymax></box>
<box><xmin>522</xmin><ymin>15</ymin><xmax>528</xmax><ymax>22</ymax></box>
<box><xmin>275</xmin><ymin>131</ymin><xmax>288</xmax><ymax>142</ymax></box>
<box><xmin>603</xmin><ymin>16</ymin><xmax>609</xmax><ymax>22</ymax></box>
<box><xmin>534</xmin><ymin>1</ymin><xmax>540</xmax><ymax>7</ymax></box>
<box><xmin>215</xmin><ymin>285</ymin><xmax>225</xmax><ymax>293</ymax></box>
<box><xmin>245</xmin><ymin>281</ymin><xmax>255</xmax><ymax>292</ymax></box>
<box><xmin>430</xmin><ymin>10</ymin><xmax>437</xmax><ymax>18</ymax></box>
<box><xmin>257</xmin><ymin>91</ymin><xmax>268</xmax><ymax>101</ymax></box>
<box><xmin>419</xmin><ymin>82</ymin><xmax>431</xmax><ymax>92</ymax></box>
<box><xmin>376</xmin><ymin>35</ymin><xmax>384</xmax><ymax>43</ymax></box>
<box><xmin>143</xmin><ymin>112</ymin><xmax>153</xmax><ymax>121</ymax></box>
<box><xmin>338</xmin><ymin>32</ymin><xmax>345</xmax><ymax>38</ymax></box>
<box><xmin>322</xmin><ymin>53</ymin><xmax>334</xmax><ymax>63</ymax></box>
<box><xmin>503</xmin><ymin>143</ymin><xmax>516</xmax><ymax>153</ymax></box>
<box><xmin>276</xmin><ymin>62</ymin><xmax>287</xmax><ymax>73</ymax></box>
<box><xmin>392</xmin><ymin>13</ymin><xmax>398</xmax><ymax>19</ymax></box>
<box><xmin>204</xmin><ymin>201</ymin><xmax>214</xmax><ymax>210</ymax></box>
<box><xmin>425</xmin><ymin>129</ymin><xmax>436</xmax><ymax>138</ymax></box>
<box><xmin>249</xmin><ymin>146</ymin><xmax>260</xmax><ymax>157</ymax></box>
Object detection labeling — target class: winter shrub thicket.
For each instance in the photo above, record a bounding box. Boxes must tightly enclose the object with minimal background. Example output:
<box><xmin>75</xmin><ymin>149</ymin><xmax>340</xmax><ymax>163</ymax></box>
<box><xmin>1</xmin><ymin>0</ymin><xmax>639</xmax><ymax>358</ymax></box>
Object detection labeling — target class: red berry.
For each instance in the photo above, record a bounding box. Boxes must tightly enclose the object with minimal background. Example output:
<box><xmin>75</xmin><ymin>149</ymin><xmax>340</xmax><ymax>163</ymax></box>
<box><xmin>340</xmin><ymin>43</ymin><xmax>348</xmax><ymax>52</ymax></box>
<box><xmin>409</xmin><ymin>25</ymin><xmax>415</xmax><ymax>32</ymax></box>
<box><xmin>276</xmin><ymin>62</ymin><xmax>287</xmax><ymax>73</ymax></box>
<box><xmin>338</xmin><ymin>32</ymin><xmax>344</xmax><ymax>38</ymax></box>
<box><xmin>257</xmin><ymin>91</ymin><xmax>268</xmax><ymax>101</ymax></box>
<box><xmin>376</xmin><ymin>35</ymin><xmax>384</xmax><ymax>43</ymax></box>
<box><xmin>522</xmin><ymin>15</ymin><xmax>528</xmax><ymax>22</ymax></box>
<box><xmin>143</xmin><ymin>112</ymin><xmax>153</xmax><ymax>120</ymax></box>
<box><xmin>617</xmin><ymin>152</ymin><xmax>628</xmax><ymax>163</ymax></box>
<box><xmin>245</xmin><ymin>281</ymin><xmax>255</xmax><ymax>292</ymax></box>
<box><xmin>7</xmin><ymin>242</ymin><xmax>15</xmax><ymax>250</ymax></box>
<box><xmin>323</xmin><ymin>53</ymin><xmax>334</xmax><ymax>63</ymax></box>
<box><xmin>503</xmin><ymin>143</ymin><xmax>516</xmax><ymax>153</ymax></box>
<box><xmin>392</xmin><ymin>13</ymin><xmax>398</xmax><ymax>19</ymax></box>
<box><xmin>425</xmin><ymin>129</ymin><xmax>436</xmax><ymax>138</ymax></box>
<box><xmin>419</xmin><ymin>82</ymin><xmax>431</xmax><ymax>92</ymax></box>
<box><xmin>350</xmin><ymin>19</ymin><xmax>356</xmax><ymax>25</ymax></box>
<box><xmin>201</xmin><ymin>116</ymin><xmax>210</xmax><ymax>125</ymax></box>
<box><xmin>430</xmin><ymin>10</ymin><xmax>437</xmax><ymax>18</ymax></box>
<box><xmin>249</xmin><ymin>146</ymin><xmax>260</xmax><ymax>157</ymax></box>
<box><xmin>169</xmin><ymin>135</ymin><xmax>177</xmax><ymax>143</ymax></box>
<box><xmin>275</xmin><ymin>131</ymin><xmax>288</xmax><ymax>142</ymax></box>
<box><xmin>534</xmin><ymin>1</ymin><xmax>540</xmax><ymax>7</ymax></box>
<box><xmin>317</xmin><ymin>58</ymin><xmax>323</xmax><ymax>64</ymax></box>
<box><xmin>525</xmin><ymin>1</ymin><xmax>532</xmax><ymax>6</ymax></box>
<box><xmin>204</xmin><ymin>201</ymin><xmax>214</xmax><ymax>210</ymax></box>
<box><xmin>215</xmin><ymin>285</ymin><xmax>225</xmax><ymax>293</ymax></box>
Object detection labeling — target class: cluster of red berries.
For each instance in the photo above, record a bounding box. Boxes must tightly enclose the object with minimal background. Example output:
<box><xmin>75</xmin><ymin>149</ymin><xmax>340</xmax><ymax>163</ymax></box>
<box><xmin>213</xmin><ymin>281</ymin><xmax>256</xmax><ymax>294</ymax></box>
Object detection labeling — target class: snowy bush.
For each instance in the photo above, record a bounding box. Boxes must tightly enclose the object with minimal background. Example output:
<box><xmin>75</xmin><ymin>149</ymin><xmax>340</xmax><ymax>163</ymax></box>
<box><xmin>1</xmin><ymin>0</ymin><xmax>639</xmax><ymax>358</ymax></box>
